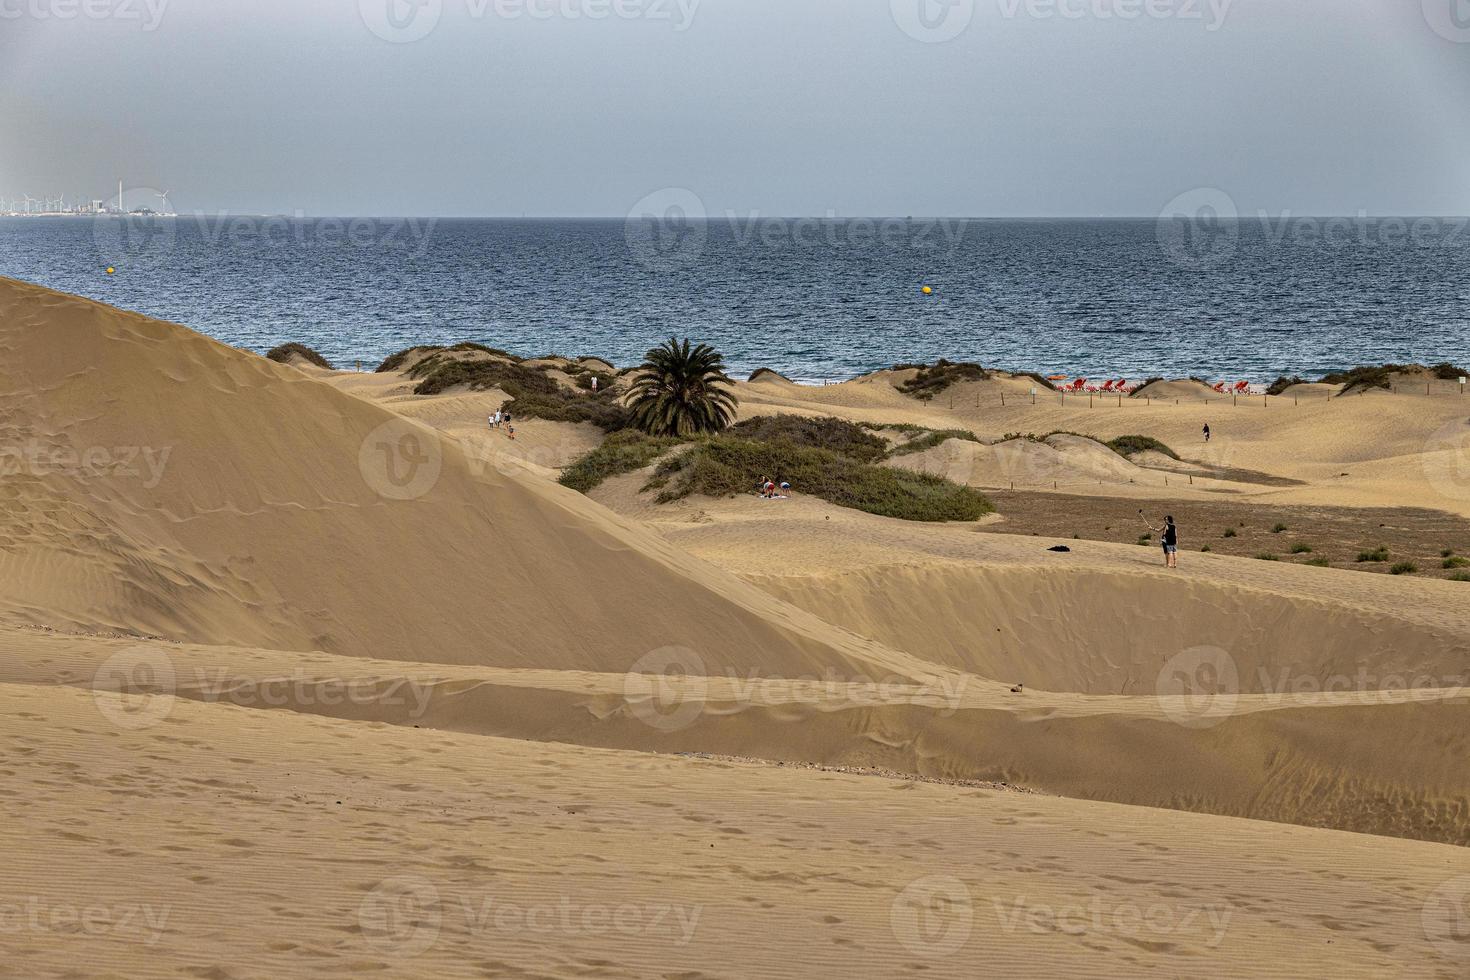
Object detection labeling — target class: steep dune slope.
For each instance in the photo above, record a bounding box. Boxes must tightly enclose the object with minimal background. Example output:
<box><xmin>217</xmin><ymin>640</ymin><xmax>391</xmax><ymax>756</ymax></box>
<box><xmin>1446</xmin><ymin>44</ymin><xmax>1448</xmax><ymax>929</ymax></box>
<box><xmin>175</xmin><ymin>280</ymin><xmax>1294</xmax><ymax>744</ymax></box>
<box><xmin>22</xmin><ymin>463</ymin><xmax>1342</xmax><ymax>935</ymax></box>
<box><xmin>753</xmin><ymin>563</ymin><xmax>1470</xmax><ymax>695</ymax></box>
<box><xmin>0</xmin><ymin>279</ymin><xmax>913</xmax><ymax>679</ymax></box>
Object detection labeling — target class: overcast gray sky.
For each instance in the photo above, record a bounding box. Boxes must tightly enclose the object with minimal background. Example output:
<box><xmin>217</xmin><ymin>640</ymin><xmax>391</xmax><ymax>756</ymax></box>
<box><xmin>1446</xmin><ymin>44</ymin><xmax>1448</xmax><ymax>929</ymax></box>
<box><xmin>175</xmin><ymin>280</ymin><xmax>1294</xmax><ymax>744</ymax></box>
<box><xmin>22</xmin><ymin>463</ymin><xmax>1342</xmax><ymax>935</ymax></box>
<box><xmin>2</xmin><ymin>0</ymin><xmax>1469</xmax><ymax>216</ymax></box>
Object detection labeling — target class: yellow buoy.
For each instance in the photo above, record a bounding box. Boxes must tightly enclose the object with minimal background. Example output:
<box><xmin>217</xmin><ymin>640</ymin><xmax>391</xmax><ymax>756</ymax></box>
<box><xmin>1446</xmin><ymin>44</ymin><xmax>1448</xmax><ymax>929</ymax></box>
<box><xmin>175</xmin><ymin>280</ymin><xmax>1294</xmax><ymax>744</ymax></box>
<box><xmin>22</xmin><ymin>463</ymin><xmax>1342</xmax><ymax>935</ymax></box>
<box><xmin>921</xmin><ymin>285</ymin><xmax>933</xmax><ymax>295</ymax></box>
<box><xmin>106</xmin><ymin>267</ymin><xmax>115</xmax><ymax>275</ymax></box>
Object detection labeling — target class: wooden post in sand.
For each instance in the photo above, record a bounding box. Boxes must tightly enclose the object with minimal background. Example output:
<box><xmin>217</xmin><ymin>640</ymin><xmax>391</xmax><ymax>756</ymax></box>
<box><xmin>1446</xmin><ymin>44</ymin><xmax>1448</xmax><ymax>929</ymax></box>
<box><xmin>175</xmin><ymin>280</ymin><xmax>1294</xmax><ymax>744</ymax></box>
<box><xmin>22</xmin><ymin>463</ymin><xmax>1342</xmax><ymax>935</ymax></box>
<box><xmin>1000</xmin><ymin>392</ymin><xmax>1005</xmax><ymax>407</ymax></box>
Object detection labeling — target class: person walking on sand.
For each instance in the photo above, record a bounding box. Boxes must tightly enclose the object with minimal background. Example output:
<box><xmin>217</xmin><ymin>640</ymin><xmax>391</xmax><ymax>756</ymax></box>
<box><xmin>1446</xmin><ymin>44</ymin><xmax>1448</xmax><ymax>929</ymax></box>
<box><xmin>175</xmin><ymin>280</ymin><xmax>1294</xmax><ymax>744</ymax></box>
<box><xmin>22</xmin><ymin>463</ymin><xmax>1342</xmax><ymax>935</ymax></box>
<box><xmin>1203</xmin><ymin>423</ymin><xmax>1211</xmax><ymax>443</ymax></box>
<box><xmin>1141</xmin><ymin>511</ymin><xmax>1180</xmax><ymax>568</ymax></box>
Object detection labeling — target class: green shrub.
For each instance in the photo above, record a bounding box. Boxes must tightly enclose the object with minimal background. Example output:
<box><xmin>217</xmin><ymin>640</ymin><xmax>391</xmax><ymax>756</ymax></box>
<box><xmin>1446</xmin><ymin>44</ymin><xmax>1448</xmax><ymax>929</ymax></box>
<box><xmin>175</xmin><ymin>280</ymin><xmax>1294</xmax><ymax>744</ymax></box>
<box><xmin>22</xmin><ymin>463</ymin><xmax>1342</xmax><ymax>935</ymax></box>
<box><xmin>509</xmin><ymin>390</ymin><xmax>630</xmax><ymax>431</ymax></box>
<box><xmin>1290</xmin><ymin>543</ymin><xmax>1313</xmax><ymax>554</ymax></box>
<box><xmin>1304</xmin><ymin>557</ymin><xmax>1331</xmax><ymax>567</ymax></box>
<box><xmin>1443</xmin><ymin>556</ymin><xmax>1470</xmax><ymax>570</ymax></box>
<box><xmin>410</xmin><ymin>357</ymin><xmax>632</xmax><ymax>431</ymax></box>
<box><xmin>1266</xmin><ymin>375</ymin><xmax>1307</xmax><ymax>396</ymax></box>
<box><xmin>1318</xmin><ymin>363</ymin><xmax>1464</xmax><ymax>393</ymax></box>
<box><xmin>265</xmin><ymin>342</ymin><xmax>333</xmax><ymax>369</ymax></box>
<box><xmin>646</xmin><ymin>438</ymin><xmax>992</xmax><ymax>522</ymax></box>
<box><xmin>1452</xmin><ymin>572</ymin><xmax>1470</xmax><ymax>582</ymax></box>
<box><xmin>1390</xmin><ymin>562</ymin><xmax>1418</xmax><ymax>575</ymax></box>
<box><xmin>1201</xmin><ymin>544</ymin><xmax>1212</xmax><ymax>553</ymax></box>
<box><xmin>1223</xmin><ymin>528</ymin><xmax>1237</xmax><ymax>539</ymax></box>
<box><xmin>1254</xmin><ymin>553</ymin><xmax>1280</xmax><ymax>562</ymax></box>
<box><xmin>451</xmin><ymin>341</ymin><xmax>520</xmax><ymax>359</ymax></box>
<box><xmin>886</xmin><ymin>429</ymin><xmax>983</xmax><ymax>458</ymax></box>
<box><xmin>559</xmin><ymin>431</ymin><xmax>683</xmax><ymax>493</ymax></box>
<box><xmin>1272</xmin><ymin>523</ymin><xmax>1288</xmax><ymax>534</ymax></box>
<box><xmin>1107</xmin><ymin>435</ymin><xmax>1179</xmax><ymax>460</ymax></box>
<box><xmin>1320</xmin><ymin>365</ymin><xmax>1399</xmax><ymax>392</ymax></box>
<box><xmin>896</xmin><ymin>360</ymin><xmax>990</xmax><ymax>400</ymax></box>
<box><xmin>1357</xmin><ymin>547</ymin><xmax>1390</xmax><ymax>563</ymax></box>
<box><xmin>726</xmin><ymin>416</ymin><xmax>888</xmax><ymax>464</ymax></box>
<box><xmin>1011</xmin><ymin>371</ymin><xmax>1059</xmax><ymax>392</ymax></box>
<box><xmin>377</xmin><ymin>345</ymin><xmax>443</xmax><ymax>373</ymax></box>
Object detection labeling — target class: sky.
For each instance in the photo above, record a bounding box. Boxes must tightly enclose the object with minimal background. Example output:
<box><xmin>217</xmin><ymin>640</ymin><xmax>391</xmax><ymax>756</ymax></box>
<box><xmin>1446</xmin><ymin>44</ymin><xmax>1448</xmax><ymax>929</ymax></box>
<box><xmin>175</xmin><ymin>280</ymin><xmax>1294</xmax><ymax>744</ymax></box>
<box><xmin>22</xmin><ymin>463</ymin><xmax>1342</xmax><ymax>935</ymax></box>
<box><xmin>2</xmin><ymin>0</ymin><xmax>1469</xmax><ymax>217</ymax></box>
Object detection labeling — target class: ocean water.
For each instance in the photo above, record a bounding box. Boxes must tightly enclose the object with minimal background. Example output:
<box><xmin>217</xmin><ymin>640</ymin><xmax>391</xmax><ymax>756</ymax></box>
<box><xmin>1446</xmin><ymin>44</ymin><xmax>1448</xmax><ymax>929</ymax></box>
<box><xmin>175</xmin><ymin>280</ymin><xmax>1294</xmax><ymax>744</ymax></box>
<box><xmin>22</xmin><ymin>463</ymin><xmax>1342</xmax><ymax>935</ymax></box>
<box><xmin>2</xmin><ymin>215</ymin><xmax>1467</xmax><ymax>382</ymax></box>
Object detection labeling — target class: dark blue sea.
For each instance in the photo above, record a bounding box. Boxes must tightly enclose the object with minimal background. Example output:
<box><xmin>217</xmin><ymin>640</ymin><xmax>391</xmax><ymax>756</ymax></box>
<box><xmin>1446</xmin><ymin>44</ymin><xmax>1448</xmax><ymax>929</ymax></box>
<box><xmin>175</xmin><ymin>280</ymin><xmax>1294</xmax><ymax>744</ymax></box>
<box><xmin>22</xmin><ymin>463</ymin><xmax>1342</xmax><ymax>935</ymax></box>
<box><xmin>3</xmin><ymin>215</ymin><xmax>1467</xmax><ymax>382</ymax></box>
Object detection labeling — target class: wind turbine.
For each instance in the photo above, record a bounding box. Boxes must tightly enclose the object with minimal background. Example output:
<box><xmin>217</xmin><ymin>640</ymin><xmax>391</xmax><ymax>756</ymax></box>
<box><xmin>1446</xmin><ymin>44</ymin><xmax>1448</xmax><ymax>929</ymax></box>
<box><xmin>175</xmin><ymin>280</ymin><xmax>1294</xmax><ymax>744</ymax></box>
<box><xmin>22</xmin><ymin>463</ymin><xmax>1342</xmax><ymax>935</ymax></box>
<box><xmin>156</xmin><ymin>190</ymin><xmax>172</xmax><ymax>214</ymax></box>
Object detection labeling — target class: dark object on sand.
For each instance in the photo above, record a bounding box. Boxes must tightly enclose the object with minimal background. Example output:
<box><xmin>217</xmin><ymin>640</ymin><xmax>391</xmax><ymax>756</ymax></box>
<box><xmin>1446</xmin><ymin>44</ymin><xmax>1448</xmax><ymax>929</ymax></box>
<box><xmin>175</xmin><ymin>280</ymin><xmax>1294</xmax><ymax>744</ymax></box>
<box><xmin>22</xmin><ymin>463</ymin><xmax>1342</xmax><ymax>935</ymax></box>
<box><xmin>1011</xmin><ymin>683</ymin><xmax>1024</xmax><ymax>694</ymax></box>
<box><xmin>1048</xmin><ymin>545</ymin><xmax>1071</xmax><ymax>553</ymax></box>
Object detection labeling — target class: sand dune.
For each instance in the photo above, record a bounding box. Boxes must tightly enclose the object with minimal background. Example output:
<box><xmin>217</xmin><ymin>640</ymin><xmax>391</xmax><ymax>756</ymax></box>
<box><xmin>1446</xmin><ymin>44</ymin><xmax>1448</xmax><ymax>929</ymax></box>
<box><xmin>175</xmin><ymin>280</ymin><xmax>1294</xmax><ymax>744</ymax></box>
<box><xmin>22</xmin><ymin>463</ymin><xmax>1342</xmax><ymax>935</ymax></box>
<box><xmin>0</xmin><ymin>278</ymin><xmax>905</xmax><ymax>681</ymax></box>
<box><xmin>889</xmin><ymin>433</ymin><xmax>1153</xmax><ymax>489</ymax></box>
<box><xmin>4</xmin><ymin>280</ymin><xmax>1470</xmax><ymax>974</ymax></box>
<box><xmin>6</xmin><ymin>680</ymin><xmax>1468</xmax><ymax>978</ymax></box>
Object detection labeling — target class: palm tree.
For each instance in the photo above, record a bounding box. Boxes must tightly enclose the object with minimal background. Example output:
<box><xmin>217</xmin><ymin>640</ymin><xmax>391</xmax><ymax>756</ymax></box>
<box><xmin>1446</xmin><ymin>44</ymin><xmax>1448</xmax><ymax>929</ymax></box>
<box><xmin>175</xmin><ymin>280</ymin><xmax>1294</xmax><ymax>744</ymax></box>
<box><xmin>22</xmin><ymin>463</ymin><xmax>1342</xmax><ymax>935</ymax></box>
<box><xmin>627</xmin><ymin>337</ymin><xmax>738</xmax><ymax>436</ymax></box>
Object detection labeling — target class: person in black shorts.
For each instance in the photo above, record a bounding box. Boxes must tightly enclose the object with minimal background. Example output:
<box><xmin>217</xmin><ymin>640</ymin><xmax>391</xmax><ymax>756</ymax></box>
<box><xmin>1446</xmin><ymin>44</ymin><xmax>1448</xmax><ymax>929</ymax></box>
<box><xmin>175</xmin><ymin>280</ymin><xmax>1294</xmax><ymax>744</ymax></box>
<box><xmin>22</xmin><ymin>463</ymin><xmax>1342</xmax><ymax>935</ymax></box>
<box><xmin>1203</xmin><ymin>423</ymin><xmax>1211</xmax><ymax>442</ymax></box>
<box><xmin>1141</xmin><ymin>511</ymin><xmax>1180</xmax><ymax>568</ymax></box>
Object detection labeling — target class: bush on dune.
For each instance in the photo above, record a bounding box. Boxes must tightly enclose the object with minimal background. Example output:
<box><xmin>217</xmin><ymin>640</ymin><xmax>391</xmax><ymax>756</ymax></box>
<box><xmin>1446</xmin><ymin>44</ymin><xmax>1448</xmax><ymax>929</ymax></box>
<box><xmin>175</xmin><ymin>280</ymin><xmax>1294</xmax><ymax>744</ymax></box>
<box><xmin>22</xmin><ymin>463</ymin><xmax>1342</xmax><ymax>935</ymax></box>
<box><xmin>409</xmin><ymin>357</ymin><xmax>554</xmax><ymax>395</ymax></box>
<box><xmin>376</xmin><ymin>345</ymin><xmax>443</xmax><ymax>373</ymax></box>
<box><xmin>558</xmin><ymin>431</ymin><xmax>682</xmax><ymax>493</ymax></box>
<box><xmin>410</xmin><ymin>356</ymin><xmax>632</xmax><ymax>431</ymax></box>
<box><xmin>1266</xmin><ymin>375</ymin><xmax>1307</xmax><ymax>396</ymax></box>
<box><xmin>884</xmin><ymin>428</ymin><xmax>983</xmax><ymax>457</ymax></box>
<box><xmin>1320</xmin><ymin>363</ymin><xmax>1467</xmax><ymax>393</ymax></box>
<box><xmin>1106</xmin><ymin>435</ymin><xmax>1179</xmax><ymax>460</ymax></box>
<box><xmin>1011</xmin><ymin>371</ymin><xmax>1059</xmax><ymax>392</ymax></box>
<box><xmin>645</xmin><ymin>438</ymin><xmax>992</xmax><ymax>523</ymax></box>
<box><xmin>726</xmin><ymin>415</ymin><xmax>889</xmax><ymax>464</ymax></box>
<box><xmin>265</xmin><ymin>342</ymin><xmax>334</xmax><ymax>369</ymax></box>
<box><xmin>895</xmin><ymin>360</ymin><xmax>990</xmax><ymax>400</ymax></box>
